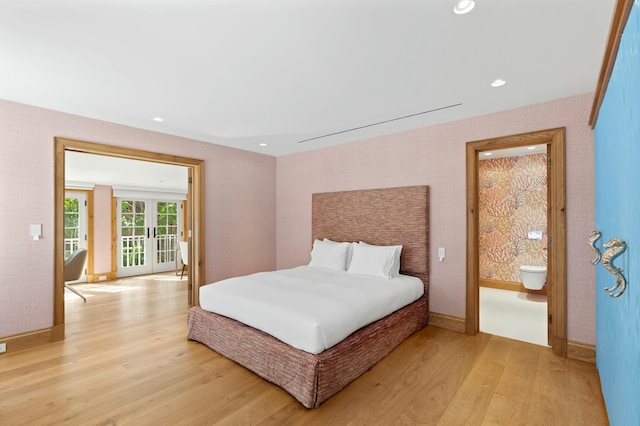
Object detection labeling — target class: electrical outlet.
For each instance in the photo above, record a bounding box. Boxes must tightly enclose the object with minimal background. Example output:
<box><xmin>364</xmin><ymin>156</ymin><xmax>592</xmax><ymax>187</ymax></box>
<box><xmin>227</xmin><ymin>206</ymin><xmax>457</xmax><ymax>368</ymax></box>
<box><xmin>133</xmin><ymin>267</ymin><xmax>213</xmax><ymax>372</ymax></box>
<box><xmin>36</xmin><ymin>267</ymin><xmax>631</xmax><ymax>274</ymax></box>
<box><xmin>0</xmin><ymin>342</ymin><xmax>6</xmax><ymax>353</ymax></box>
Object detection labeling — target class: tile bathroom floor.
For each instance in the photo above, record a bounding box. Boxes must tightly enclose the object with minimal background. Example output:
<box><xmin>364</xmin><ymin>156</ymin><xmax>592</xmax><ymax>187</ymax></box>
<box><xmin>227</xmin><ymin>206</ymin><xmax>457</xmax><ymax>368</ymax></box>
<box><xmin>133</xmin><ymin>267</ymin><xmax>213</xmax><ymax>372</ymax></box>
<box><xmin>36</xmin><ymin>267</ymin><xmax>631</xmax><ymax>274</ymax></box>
<box><xmin>480</xmin><ymin>286</ymin><xmax>549</xmax><ymax>346</ymax></box>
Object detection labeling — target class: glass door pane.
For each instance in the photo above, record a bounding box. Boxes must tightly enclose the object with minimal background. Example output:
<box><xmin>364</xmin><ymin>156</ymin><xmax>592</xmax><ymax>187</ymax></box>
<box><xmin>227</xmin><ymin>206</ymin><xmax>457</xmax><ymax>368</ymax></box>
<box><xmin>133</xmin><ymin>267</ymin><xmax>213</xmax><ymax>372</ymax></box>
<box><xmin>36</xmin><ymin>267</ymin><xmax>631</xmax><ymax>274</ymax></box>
<box><xmin>117</xmin><ymin>199</ymin><xmax>151</xmax><ymax>277</ymax></box>
<box><xmin>64</xmin><ymin>191</ymin><xmax>88</xmax><ymax>282</ymax></box>
<box><xmin>152</xmin><ymin>201</ymin><xmax>180</xmax><ymax>272</ymax></box>
<box><xmin>64</xmin><ymin>197</ymin><xmax>80</xmax><ymax>258</ymax></box>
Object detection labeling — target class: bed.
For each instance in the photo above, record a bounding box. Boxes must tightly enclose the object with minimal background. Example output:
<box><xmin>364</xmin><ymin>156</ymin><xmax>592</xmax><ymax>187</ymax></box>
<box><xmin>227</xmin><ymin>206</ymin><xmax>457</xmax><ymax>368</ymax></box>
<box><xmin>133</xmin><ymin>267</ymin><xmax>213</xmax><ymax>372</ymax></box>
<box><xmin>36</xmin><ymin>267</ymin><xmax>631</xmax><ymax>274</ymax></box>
<box><xmin>187</xmin><ymin>185</ymin><xmax>430</xmax><ymax>408</ymax></box>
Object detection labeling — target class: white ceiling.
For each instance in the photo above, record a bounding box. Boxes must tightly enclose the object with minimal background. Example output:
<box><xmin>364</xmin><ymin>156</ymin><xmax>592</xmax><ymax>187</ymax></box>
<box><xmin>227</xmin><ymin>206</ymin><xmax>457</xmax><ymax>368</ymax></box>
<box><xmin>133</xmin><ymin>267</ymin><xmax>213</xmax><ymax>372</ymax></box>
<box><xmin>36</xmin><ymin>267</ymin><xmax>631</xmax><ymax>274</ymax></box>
<box><xmin>66</xmin><ymin>151</ymin><xmax>188</xmax><ymax>193</ymax></box>
<box><xmin>1</xmin><ymin>1</ymin><xmax>615</xmax><ymax>157</ymax></box>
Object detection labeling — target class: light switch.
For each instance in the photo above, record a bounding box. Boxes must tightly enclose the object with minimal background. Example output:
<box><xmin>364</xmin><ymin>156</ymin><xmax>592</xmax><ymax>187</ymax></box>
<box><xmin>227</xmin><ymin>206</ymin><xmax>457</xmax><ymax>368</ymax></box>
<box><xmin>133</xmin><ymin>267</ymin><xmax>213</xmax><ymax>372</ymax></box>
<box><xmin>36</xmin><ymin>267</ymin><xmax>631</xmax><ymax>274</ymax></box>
<box><xmin>438</xmin><ymin>247</ymin><xmax>446</xmax><ymax>262</ymax></box>
<box><xmin>31</xmin><ymin>224</ymin><xmax>42</xmax><ymax>240</ymax></box>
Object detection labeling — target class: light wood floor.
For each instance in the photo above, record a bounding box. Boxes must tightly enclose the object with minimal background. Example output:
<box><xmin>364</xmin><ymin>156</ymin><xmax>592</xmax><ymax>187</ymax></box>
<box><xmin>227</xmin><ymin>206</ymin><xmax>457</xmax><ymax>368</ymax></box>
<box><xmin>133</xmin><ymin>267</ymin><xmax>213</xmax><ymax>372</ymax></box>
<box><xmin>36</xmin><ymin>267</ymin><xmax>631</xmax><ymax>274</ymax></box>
<box><xmin>0</xmin><ymin>274</ymin><xmax>608</xmax><ymax>425</ymax></box>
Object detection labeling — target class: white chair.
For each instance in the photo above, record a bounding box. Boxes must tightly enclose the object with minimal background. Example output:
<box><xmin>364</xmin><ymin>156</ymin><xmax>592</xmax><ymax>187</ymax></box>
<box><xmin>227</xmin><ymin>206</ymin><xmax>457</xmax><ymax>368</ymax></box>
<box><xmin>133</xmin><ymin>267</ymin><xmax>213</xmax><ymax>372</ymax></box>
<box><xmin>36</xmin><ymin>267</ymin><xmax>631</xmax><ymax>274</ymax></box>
<box><xmin>65</xmin><ymin>248</ymin><xmax>88</xmax><ymax>302</ymax></box>
<box><xmin>178</xmin><ymin>242</ymin><xmax>188</xmax><ymax>279</ymax></box>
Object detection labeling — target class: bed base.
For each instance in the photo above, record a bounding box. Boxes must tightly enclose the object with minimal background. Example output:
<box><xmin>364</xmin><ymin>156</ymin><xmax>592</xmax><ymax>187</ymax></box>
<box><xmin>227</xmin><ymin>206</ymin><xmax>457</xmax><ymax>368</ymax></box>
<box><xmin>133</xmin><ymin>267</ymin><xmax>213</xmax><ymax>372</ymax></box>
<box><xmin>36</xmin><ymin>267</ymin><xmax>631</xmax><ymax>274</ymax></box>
<box><xmin>187</xmin><ymin>296</ymin><xmax>427</xmax><ymax>408</ymax></box>
<box><xmin>188</xmin><ymin>185</ymin><xmax>430</xmax><ymax>408</ymax></box>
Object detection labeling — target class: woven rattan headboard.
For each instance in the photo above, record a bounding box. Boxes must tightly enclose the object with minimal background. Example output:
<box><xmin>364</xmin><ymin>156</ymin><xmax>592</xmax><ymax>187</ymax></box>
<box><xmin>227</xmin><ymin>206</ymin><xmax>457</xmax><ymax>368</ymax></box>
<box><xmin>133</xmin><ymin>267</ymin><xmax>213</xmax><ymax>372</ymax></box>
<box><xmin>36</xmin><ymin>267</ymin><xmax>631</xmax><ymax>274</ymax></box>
<box><xmin>311</xmin><ymin>186</ymin><xmax>429</xmax><ymax>285</ymax></box>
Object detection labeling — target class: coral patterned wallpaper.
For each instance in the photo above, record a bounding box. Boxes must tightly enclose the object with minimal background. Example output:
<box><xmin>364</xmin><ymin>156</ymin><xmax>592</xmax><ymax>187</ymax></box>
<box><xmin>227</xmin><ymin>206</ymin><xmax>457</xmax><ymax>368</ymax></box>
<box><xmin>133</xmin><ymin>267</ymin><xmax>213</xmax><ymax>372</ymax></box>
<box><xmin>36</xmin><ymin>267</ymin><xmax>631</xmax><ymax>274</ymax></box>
<box><xmin>479</xmin><ymin>153</ymin><xmax>548</xmax><ymax>283</ymax></box>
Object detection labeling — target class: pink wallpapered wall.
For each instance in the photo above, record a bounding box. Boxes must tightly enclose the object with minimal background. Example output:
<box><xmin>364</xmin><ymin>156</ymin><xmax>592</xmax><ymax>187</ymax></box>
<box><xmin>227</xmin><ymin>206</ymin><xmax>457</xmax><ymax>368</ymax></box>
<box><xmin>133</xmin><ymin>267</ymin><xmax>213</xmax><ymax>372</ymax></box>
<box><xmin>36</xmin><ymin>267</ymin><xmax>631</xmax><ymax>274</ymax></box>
<box><xmin>277</xmin><ymin>93</ymin><xmax>597</xmax><ymax>345</ymax></box>
<box><xmin>92</xmin><ymin>185</ymin><xmax>113</xmax><ymax>274</ymax></box>
<box><xmin>0</xmin><ymin>94</ymin><xmax>597</xmax><ymax>346</ymax></box>
<box><xmin>0</xmin><ymin>99</ymin><xmax>277</xmax><ymax>338</ymax></box>
<box><xmin>478</xmin><ymin>154</ymin><xmax>548</xmax><ymax>283</ymax></box>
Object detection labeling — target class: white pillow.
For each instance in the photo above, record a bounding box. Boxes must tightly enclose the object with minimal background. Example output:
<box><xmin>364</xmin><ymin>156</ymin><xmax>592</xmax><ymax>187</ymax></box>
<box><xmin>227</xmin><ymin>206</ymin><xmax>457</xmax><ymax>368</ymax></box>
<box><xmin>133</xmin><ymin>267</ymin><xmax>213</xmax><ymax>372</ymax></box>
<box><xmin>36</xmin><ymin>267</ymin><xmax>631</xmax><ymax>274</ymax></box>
<box><xmin>347</xmin><ymin>242</ymin><xmax>402</xmax><ymax>279</ymax></box>
<box><xmin>359</xmin><ymin>241</ymin><xmax>402</xmax><ymax>277</ymax></box>
<box><xmin>308</xmin><ymin>239</ymin><xmax>351</xmax><ymax>271</ymax></box>
<box><xmin>324</xmin><ymin>238</ymin><xmax>356</xmax><ymax>268</ymax></box>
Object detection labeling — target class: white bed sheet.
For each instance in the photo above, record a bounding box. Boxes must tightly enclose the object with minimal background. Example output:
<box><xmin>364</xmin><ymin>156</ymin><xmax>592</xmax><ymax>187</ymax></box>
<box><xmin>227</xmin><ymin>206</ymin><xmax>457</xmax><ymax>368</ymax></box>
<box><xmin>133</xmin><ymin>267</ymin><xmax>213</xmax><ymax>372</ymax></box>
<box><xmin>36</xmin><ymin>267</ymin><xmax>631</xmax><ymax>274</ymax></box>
<box><xmin>199</xmin><ymin>266</ymin><xmax>424</xmax><ymax>354</ymax></box>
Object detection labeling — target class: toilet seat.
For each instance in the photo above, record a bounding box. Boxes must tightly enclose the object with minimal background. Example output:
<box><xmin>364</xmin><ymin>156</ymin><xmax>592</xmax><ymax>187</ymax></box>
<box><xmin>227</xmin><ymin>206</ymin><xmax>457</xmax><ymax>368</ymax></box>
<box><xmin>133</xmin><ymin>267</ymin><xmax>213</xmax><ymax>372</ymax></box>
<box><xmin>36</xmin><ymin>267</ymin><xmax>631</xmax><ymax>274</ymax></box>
<box><xmin>520</xmin><ymin>265</ymin><xmax>546</xmax><ymax>273</ymax></box>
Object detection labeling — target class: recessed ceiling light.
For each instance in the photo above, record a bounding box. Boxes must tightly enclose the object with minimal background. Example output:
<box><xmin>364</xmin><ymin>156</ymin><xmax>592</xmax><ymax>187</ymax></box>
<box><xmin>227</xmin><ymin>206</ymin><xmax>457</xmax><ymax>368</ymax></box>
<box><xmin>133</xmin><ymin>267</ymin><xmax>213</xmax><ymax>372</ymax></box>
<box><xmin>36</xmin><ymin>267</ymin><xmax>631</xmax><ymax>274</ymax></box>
<box><xmin>153</xmin><ymin>117</ymin><xmax>164</xmax><ymax>122</ymax></box>
<box><xmin>259</xmin><ymin>143</ymin><xmax>267</xmax><ymax>147</ymax></box>
<box><xmin>484</xmin><ymin>152</ymin><xmax>493</xmax><ymax>156</ymax></box>
<box><xmin>527</xmin><ymin>146</ymin><xmax>536</xmax><ymax>150</ymax></box>
<box><xmin>491</xmin><ymin>79</ymin><xmax>506</xmax><ymax>87</ymax></box>
<box><xmin>454</xmin><ymin>0</ymin><xmax>475</xmax><ymax>14</ymax></box>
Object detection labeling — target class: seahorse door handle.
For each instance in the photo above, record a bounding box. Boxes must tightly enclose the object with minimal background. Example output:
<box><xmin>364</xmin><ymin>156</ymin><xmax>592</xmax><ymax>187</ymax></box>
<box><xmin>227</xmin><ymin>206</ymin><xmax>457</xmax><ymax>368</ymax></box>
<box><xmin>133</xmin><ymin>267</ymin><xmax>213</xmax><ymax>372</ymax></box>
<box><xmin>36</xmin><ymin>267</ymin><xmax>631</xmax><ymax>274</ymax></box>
<box><xmin>588</xmin><ymin>230</ymin><xmax>602</xmax><ymax>265</ymax></box>
<box><xmin>602</xmin><ymin>238</ymin><xmax>628</xmax><ymax>298</ymax></box>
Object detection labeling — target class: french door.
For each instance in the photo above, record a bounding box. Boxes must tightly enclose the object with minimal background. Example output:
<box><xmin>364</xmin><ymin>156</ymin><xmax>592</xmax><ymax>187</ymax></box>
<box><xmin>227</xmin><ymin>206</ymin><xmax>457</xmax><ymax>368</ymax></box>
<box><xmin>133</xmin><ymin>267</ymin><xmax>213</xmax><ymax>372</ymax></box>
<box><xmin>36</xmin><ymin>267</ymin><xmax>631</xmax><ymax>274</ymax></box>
<box><xmin>116</xmin><ymin>198</ymin><xmax>183</xmax><ymax>277</ymax></box>
<box><xmin>64</xmin><ymin>191</ymin><xmax>88</xmax><ymax>282</ymax></box>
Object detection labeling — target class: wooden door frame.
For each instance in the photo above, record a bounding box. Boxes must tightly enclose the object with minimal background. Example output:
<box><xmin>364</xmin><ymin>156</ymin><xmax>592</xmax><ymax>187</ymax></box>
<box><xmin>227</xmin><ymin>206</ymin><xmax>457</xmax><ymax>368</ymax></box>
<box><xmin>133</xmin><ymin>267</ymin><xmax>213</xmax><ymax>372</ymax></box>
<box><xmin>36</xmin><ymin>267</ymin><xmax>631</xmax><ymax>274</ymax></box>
<box><xmin>53</xmin><ymin>137</ymin><xmax>205</xmax><ymax>341</ymax></box>
<box><xmin>465</xmin><ymin>128</ymin><xmax>567</xmax><ymax>356</ymax></box>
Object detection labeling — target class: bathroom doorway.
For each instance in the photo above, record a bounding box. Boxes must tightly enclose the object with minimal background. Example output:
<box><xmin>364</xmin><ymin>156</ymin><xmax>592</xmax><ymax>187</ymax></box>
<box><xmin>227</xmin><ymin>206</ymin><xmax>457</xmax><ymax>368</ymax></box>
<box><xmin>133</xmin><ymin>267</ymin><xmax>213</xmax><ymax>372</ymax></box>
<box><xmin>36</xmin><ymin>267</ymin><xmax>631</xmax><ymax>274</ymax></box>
<box><xmin>465</xmin><ymin>128</ymin><xmax>567</xmax><ymax>356</ymax></box>
<box><xmin>476</xmin><ymin>144</ymin><xmax>549</xmax><ymax>346</ymax></box>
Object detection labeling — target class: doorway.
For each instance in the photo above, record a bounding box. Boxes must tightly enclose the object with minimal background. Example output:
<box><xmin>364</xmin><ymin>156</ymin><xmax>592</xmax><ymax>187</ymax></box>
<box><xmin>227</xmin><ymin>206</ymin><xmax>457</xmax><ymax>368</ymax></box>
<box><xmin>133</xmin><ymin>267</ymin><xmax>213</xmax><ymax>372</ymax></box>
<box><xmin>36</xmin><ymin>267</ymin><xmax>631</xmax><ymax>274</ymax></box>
<box><xmin>53</xmin><ymin>137</ymin><xmax>205</xmax><ymax>342</ymax></box>
<box><xmin>476</xmin><ymin>144</ymin><xmax>549</xmax><ymax>346</ymax></box>
<box><xmin>466</xmin><ymin>128</ymin><xmax>567</xmax><ymax>356</ymax></box>
<box><xmin>116</xmin><ymin>198</ymin><xmax>183</xmax><ymax>277</ymax></box>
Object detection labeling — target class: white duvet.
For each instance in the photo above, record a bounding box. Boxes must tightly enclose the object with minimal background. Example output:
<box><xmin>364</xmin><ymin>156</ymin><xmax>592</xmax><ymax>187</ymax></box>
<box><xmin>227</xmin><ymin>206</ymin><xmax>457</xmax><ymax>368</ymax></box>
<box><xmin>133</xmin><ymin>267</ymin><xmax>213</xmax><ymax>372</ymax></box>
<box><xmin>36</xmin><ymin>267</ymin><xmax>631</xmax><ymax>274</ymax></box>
<box><xmin>199</xmin><ymin>266</ymin><xmax>424</xmax><ymax>354</ymax></box>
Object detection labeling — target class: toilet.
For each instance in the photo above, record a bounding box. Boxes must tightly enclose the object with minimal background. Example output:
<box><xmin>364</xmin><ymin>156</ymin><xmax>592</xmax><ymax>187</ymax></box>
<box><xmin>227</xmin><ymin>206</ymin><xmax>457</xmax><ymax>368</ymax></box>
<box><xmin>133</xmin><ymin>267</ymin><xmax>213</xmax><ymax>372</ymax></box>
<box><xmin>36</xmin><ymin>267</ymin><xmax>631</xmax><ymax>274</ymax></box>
<box><xmin>520</xmin><ymin>265</ymin><xmax>547</xmax><ymax>290</ymax></box>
